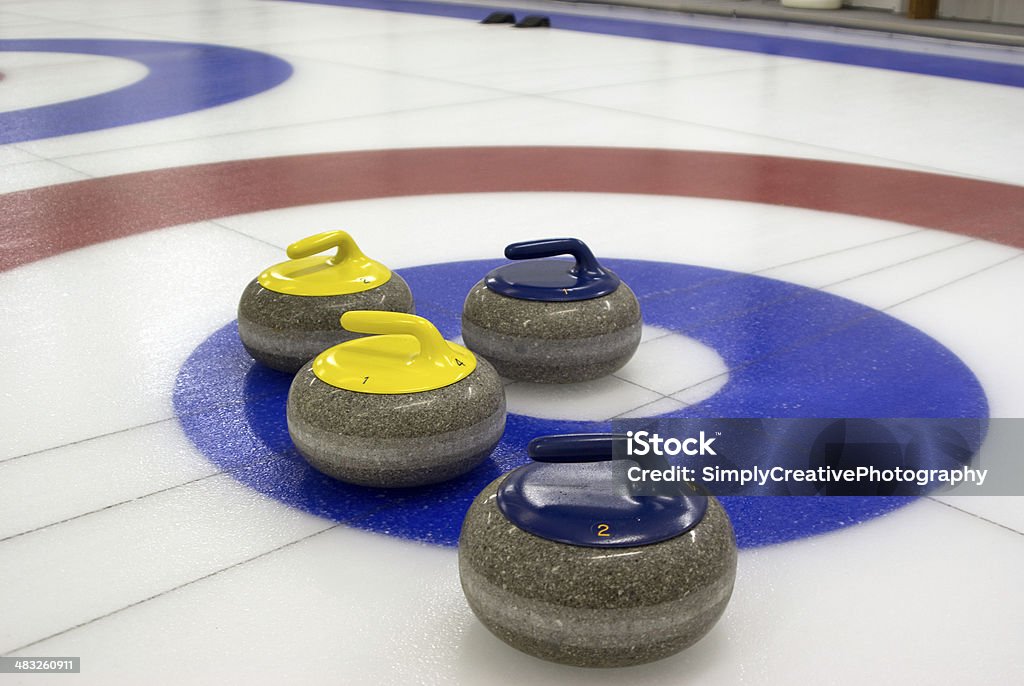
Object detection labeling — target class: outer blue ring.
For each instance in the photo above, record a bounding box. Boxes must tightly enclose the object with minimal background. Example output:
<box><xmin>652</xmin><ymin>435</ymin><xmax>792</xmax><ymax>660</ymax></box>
<box><xmin>0</xmin><ymin>39</ymin><xmax>293</xmax><ymax>144</ymax></box>
<box><xmin>173</xmin><ymin>259</ymin><xmax>988</xmax><ymax>548</ymax></box>
<box><xmin>283</xmin><ymin>0</ymin><xmax>1024</xmax><ymax>88</ymax></box>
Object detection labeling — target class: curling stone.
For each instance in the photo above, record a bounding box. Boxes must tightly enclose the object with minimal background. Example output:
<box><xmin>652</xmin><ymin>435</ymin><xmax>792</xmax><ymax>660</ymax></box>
<box><xmin>287</xmin><ymin>311</ymin><xmax>506</xmax><ymax>488</ymax></box>
<box><xmin>238</xmin><ymin>230</ymin><xmax>414</xmax><ymax>373</ymax></box>
<box><xmin>459</xmin><ymin>433</ymin><xmax>737</xmax><ymax>667</ymax></box>
<box><xmin>461</xmin><ymin>238</ymin><xmax>641</xmax><ymax>383</ymax></box>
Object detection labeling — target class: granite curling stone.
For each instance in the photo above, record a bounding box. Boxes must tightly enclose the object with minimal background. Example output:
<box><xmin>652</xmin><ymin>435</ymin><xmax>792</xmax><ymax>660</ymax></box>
<box><xmin>459</xmin><ymin>433</ymin><xmax>737</xmax><ymax>668</ymax></box>
<box><xmin>287</xmin><ymin>311</ymin><xmax>506</xmax><ymax>488</ymax></box>
<box><xmin>238</xmin><ymin>230</ymin><xmax>414</xmax><ymax>373</ymax></box>
<box><xmin>461</xmin><ymin>238</ymin><xmax>641</xmax><ymax>383</ymax></box>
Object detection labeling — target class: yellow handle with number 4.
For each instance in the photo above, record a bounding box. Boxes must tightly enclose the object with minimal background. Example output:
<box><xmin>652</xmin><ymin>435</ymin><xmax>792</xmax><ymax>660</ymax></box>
<box><xmin>312</xmin><ymin>311</ymin><xmax>478</xmax><ymax>394</ymax></box>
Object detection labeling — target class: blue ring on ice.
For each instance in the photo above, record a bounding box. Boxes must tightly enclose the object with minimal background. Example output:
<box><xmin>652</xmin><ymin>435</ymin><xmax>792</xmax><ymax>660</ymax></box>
<box><xmin>0</xmin><ymin>39</ymin><xmax>292</xmax><ymax>143</ymax></box>
<box><xmin>173</xmin><ymin>258</ymin><xmax>988</xmax><ymax>548</ymax></box>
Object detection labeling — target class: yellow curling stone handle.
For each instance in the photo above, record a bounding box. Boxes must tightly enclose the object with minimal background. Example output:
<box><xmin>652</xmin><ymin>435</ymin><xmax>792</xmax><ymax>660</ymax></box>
<box><xmin>257</xmin><ymin>230</ymin><xmax>392</xmax><ymax>296</ymax></box>
<box><xmin>313</xmin><ymin>311</ymin><xmax>478</xmax><ymax>394</ymax></box>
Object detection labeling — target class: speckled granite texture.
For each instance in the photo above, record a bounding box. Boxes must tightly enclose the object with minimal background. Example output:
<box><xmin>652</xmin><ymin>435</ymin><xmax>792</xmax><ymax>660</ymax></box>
<box><xmin>287</xmin><ymin>357</ymin><xmax>505</xmax><ymax>487</ymax></box>
<box><xmin>237</xmin><ymin>273</ymin><xmax>414</xmax><ymax>373</ymax></box>
<box><xmin>459</xmin><ymin>476</ymin><xmax>737</xmax><ymax>667</ymax></box>
<box><xmin>461</xmin><ymin>279</ymin><xmax>641</xmax><ymax>383</ymax></box>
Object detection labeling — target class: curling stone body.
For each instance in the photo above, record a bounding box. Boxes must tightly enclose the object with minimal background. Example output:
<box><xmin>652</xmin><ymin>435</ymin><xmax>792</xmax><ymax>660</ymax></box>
<box><xmin>287</xmin><ymin>357</ymin><xmax>504</xmax><ymax>488</ymax></box>
<box><xmin>458</xmin><ymin>434</ymin><xmax>737</xmax><ymax>668</ymax></box>
<box><xmin>462</xmin><ymin>278</ymin><xmax>641</xmax><ymax>383</ymax></box>
<box><xmin>238</xmin><ymin>230</ymin><xmax>414</xmax><ymax>373</ymax></box>
<box><xmin>286</xmin><ymin>311</ymin><xmax>505</xmax><ymax>488</ymax></box>
<box><xmin>461</xmin><ymin>238</ymin><xmax>641</xmax><ymax>383</ymax></box>
<box><xmin>239</xmin><ymin>274</ymin><xmax>412</xmax><ymax>373</ymax></box>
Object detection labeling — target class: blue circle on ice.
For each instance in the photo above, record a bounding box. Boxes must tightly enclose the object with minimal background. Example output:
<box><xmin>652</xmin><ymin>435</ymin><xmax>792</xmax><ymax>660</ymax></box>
<box><xmin>0</xmin><ymin>39</ymin><xmax>292</xmax><ymax>143</ymax></box>
<box><xmin>173</xmin><ymin>259</ymin><xmax>988</xmax><ymax>548</ymax></box>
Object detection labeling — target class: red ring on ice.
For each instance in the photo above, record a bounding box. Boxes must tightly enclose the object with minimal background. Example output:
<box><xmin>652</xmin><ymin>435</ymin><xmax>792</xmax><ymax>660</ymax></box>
<box><xmin>2</xmin><ymin>147</ymin><xmax>1022</xmax><ymax>273</ymax></box>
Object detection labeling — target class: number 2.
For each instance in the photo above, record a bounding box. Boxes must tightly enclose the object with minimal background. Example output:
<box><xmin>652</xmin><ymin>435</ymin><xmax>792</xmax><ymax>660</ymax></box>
<box><xmin>597</xmin><ymin>523</ymin><xmax>610</xmax><ymax>537</ymax></box>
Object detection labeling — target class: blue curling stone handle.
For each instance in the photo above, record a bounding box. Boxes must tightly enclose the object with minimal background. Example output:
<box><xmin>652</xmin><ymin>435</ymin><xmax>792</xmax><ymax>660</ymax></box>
<box><xmin>529</xmin><ymin>432</ymin><xmax>629</xmax><ymax>462</ymax></box>
<box><xmin>484</xmin><ymin>237</ymin><xmax>621</xmax><ymax>301</ymax></box>
<box><xmin>497</xmin><ymin>434</ymin><xmax>709</xmax><ymax>548</ymax></box>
